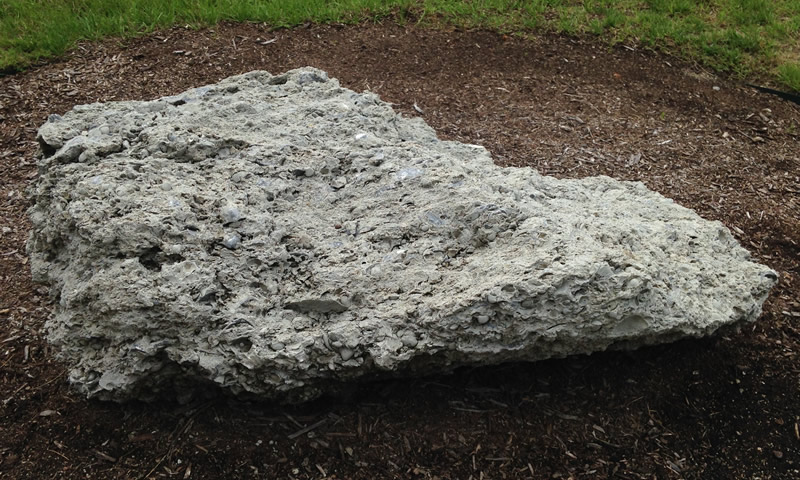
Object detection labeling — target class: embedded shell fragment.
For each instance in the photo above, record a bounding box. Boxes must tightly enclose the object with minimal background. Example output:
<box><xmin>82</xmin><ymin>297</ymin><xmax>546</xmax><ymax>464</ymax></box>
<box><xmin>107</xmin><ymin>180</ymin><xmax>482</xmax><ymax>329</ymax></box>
<box><xmin>28</xmin><ymin>68</ymin><xmax>777</xmax><ymax>402</ymax></box>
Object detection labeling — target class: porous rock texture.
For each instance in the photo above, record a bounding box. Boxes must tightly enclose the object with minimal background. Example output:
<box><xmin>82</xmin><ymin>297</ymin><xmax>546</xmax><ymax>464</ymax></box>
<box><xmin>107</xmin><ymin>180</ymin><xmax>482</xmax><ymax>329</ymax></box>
<box><xmin>28</xmin><ymin>68</ymin><xmax>777</xmax><ymax>402</ymax></box>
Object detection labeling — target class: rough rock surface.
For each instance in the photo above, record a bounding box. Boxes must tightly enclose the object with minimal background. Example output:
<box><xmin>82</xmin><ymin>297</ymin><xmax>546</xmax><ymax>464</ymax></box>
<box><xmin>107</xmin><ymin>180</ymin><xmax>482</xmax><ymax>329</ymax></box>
<box><xmin>28</xmin><ymin>68</ymin><xmax>777</xmax><ymax>403</ymax></box>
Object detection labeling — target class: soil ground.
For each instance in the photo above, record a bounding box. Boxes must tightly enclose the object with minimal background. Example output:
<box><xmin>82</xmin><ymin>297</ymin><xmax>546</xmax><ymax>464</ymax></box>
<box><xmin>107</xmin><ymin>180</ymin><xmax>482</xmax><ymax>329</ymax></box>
<box><xmin>1</xmin><ymin>21</ymin><xmax>799</xmax><ymax>480</ymax></box>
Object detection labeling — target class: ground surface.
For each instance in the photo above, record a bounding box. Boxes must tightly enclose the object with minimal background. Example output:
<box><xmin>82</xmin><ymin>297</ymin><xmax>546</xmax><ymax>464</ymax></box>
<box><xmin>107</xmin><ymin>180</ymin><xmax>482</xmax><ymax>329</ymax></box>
<box><xmin>1</xmin><ymin>21</ymin><xmax>799</xmax><ymax>480</ymax></box>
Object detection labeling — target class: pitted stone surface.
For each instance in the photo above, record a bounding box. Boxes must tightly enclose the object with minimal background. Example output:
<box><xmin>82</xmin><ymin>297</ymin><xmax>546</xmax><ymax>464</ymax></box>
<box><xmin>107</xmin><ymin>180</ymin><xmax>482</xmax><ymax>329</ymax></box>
<box><xmin>28</xmin><ymin>68</ymin><xmax>777</xmax><ymax>402</ymax></box>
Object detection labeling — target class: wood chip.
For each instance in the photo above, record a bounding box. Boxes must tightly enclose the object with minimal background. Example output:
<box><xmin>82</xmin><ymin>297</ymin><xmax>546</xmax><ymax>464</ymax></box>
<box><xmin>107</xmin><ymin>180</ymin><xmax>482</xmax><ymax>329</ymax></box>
<box><xmin>93</xmin><ymin>449</ymin><xmax>117</xmax><ymax>463</ymax></box>
<box><xmin>287</xmin><ymin>417</ymin><xmax>328</xmax><ymax>440</ymax></box>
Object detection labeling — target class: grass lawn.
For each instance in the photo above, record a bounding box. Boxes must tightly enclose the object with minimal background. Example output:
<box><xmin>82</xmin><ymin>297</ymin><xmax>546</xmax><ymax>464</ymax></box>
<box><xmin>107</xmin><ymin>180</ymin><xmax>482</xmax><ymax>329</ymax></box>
<box><xmin>2</xmin><ymin>0</ymin><xmax>800</xmax><ymax>90</ymax></box>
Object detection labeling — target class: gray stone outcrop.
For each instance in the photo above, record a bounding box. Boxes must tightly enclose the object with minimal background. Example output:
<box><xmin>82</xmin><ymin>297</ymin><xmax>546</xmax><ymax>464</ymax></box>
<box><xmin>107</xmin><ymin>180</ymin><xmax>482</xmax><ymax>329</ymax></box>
<box><xmin>27</xmin><ymin>68</ymin><xmax>777</xmax><ymax>402</ymax></box>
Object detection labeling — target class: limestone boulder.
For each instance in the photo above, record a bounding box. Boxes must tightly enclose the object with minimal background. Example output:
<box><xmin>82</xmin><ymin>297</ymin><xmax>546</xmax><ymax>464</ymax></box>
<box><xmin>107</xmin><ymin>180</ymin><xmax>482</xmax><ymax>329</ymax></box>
<box><xmin>28</xmin><ymin>68</ymin><xmax>777</xmax><ymax>402</ymax></box>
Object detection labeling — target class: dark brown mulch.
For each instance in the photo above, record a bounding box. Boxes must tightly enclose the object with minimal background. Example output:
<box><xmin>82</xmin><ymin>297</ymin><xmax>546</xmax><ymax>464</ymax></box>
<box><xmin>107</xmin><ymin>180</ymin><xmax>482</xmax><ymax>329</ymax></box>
<box><xmin>1</xmin><ymin>21</ymin><xmax>799</xmax><ymax>480</ymax></box>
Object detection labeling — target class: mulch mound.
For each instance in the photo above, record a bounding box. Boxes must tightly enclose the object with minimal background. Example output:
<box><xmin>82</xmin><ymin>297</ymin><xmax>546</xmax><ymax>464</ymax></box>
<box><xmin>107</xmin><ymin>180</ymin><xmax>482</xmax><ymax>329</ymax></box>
<box><xmin>1</xmin><ymin>21</ymin><xmax>798</xmax><ymax>479</ymax></box>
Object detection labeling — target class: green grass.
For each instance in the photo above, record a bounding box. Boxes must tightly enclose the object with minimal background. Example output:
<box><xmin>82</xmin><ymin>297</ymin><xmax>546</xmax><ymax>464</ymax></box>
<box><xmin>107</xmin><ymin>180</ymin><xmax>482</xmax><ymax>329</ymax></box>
<box><xmin>2</xmin><ymin>0</ymin><xmax>800</xmax><ymax>90</ymax></box>
<box><xmin>0</xmin><ymin>0</ymin><xmax>415</xmax><ymax>70</ymax></box>
<box><xmin>778</xmin><ymin>62</ymin><xmax>800</xmax><ymax>90</ymax></box>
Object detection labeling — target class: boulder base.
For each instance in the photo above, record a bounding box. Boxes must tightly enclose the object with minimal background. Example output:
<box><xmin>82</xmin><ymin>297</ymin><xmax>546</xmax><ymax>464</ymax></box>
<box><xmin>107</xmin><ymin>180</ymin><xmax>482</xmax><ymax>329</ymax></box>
<box><xmin>28</xmin><ymin>68</ymin><xmax>776</xmax><ymax>402</ymax></box>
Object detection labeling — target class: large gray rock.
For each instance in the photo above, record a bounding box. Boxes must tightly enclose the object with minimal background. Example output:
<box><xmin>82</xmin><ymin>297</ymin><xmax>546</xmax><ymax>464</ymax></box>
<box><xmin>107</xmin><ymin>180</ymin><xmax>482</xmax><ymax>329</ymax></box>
<box><xmin>28</xmin><ymin>68</ymin><xmax>777</xmax><ymax>402</ymax></box>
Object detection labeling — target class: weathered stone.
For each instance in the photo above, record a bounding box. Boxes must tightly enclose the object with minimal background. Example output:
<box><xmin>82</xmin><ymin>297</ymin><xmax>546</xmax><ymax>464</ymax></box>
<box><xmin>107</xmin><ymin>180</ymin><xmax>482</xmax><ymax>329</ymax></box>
<box><xmin>27</xmin><ymin>68</ymin><xmax>777</xmax><ymax>403</ymax></box>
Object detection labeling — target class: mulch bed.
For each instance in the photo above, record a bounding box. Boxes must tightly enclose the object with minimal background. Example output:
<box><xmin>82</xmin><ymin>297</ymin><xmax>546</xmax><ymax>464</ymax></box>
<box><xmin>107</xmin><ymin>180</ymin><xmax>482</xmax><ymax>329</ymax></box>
<box><xmin>1</xmin><ymin>21</ymin><xmax>798</xmax><ymax>479</ymax></box>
